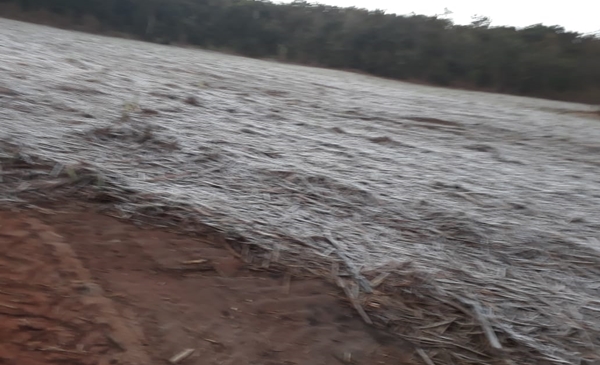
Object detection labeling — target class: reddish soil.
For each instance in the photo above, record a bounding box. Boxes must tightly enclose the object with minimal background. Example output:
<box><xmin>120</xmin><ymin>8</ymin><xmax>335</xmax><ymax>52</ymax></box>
<box><xmin>0</xmin><ymin>202</ymin><xmax>416</xmax><ymax>365</ymax></box>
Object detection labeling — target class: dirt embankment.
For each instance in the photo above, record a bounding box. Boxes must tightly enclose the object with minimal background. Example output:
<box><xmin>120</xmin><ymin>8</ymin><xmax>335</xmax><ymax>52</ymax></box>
<box><xmin>0</xmin><ymin>201</ymin><xmax>415</xmax><ymax>365</ymax></box>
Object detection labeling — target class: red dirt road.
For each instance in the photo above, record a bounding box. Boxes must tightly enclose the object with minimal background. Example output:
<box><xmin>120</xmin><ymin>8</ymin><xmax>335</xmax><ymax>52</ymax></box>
<box><xmin>0</xmin><ymin>203</ymin><xmax>415</xmax><ymax>365</ymax></box>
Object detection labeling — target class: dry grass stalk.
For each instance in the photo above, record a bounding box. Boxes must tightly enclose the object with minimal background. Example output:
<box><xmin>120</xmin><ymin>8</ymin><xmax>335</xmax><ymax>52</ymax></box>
<box><xmin>416</xmin><ymin>348</ymin><xmax>436</xmax><ymax>365</ymax></box>
<box><xmin>169</xmin><ymin>348</ymin><xmax>195</xmax><ymax>364</ymax></box>
<box><xmin>336</xmin><ymin>278</ymin><xmax>372</xmax><ymax>325</ymax></box>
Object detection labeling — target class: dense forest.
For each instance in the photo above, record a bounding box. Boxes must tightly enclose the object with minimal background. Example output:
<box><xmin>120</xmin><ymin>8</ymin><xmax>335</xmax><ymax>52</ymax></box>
<box><xmin>1</xmin><ymin>0</ymin><xmax>599</xmax><ymax>102</ymax></box>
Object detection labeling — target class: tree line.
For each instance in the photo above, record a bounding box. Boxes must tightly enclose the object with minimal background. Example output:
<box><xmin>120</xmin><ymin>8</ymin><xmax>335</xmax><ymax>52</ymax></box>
<box><xmin>2</xmin><ymin>0</ymin><xmax>600</xmax><ymax>103</ymax></box>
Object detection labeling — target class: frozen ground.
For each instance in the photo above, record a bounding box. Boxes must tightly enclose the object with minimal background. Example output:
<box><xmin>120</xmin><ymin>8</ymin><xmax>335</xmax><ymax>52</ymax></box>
<box><xmin>1</xmin><ymin>18</ymin><xmax>600</xmax><ymax>364</ymax></box>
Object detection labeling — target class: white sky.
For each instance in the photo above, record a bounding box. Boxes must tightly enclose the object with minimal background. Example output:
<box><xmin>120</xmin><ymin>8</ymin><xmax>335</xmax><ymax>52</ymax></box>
<box><xmin>277</xmin><ymin>0</ymin><xmax>599</xmax><ymax>34</ymax></box>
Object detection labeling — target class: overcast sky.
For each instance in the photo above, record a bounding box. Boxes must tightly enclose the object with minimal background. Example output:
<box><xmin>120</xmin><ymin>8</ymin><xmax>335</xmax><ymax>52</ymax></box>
<box><xmin>277</xmin><ymin>0</ymin><xmax>599</xmax><ymax>34</ymax></box>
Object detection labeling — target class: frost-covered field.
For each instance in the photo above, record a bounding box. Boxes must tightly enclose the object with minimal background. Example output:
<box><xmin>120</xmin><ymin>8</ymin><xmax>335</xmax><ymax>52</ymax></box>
<box><xmin>1</xmin><ymin>18</ymin><xmax>600</xmax><ymax>364</ymax></box>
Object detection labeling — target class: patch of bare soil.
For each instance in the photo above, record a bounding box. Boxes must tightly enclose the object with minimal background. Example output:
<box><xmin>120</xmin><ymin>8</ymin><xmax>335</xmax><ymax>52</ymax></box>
<box><xmin>0</xmin><ymin>210</ymin><xmax>148</xmax><ymax>365</ymax></box>
<box><xmin>571</xmin><ymin>110</ymin><xmax>600</xmax><ymax>120</ymax></box>
<box><xmin>541</xmin><ymin>107</ymin><xmax>600</xmax><ymax>120</ymax></box>
<box><xmin>0</xmin><ymin>202</ymin><xmax>415</xmax><ymax>365</ymax></box>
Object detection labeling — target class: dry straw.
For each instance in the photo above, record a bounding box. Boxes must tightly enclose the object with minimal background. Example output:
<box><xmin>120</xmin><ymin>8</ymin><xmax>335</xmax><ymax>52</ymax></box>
<box><xmin>1</xmin><ymin>132</ymin><xmax>599</xmax><ymax>365</ymax></box>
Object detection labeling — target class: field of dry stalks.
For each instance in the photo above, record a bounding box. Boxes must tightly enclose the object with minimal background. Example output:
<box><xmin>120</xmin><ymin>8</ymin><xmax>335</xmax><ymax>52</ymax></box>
<box><xmin>1</xmin><ymin>18</ymin><xmax>600</xmax><ymax>365</ymax></box>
